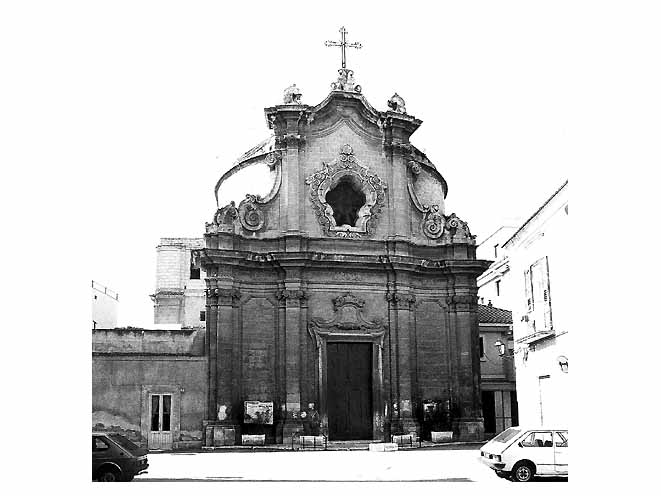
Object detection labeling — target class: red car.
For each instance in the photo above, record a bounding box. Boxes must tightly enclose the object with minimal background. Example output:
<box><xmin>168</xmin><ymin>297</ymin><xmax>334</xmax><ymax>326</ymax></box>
<box><xmin>92</xmin><ymin>432</ymin><xmax>149</xmax><ymax>482</ymax></box>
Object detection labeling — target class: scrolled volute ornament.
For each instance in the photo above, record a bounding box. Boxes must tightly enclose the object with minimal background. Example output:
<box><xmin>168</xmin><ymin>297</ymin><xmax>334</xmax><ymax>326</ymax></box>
<box><xmin>444</xmin><ymin>213</ymin><xmax>474</xmax><ymax>243</ymax></box>
<box><xmin>422</xmin><ymin>204</ymin><xmax>445</xmax><ymax>239</ymax></box>
<box><xmin>408</xmin><ymin>160</ymin><xmax>422</xmax><ymax>175</ymax></box>
<box><xmin>238</xmin><ymin>195</ymin><xmax>265</xmax><ymax>232</ymax></box>
<box><xmin>264</xmin><ymin>150</ymin><xmax>282</xmax><ymax>168</ymax></box>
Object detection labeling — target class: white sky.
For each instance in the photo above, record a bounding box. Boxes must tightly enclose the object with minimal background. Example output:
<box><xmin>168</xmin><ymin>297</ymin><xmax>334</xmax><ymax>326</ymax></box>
<box><xmin>18</xmin><ymin>0</ymin><xmax>644</xmax><ymax>329</ymax></box>
<box><xmin>76</xmin><ymin>1</ymin><xmax>581</xmax><ymax>328</ymax></box>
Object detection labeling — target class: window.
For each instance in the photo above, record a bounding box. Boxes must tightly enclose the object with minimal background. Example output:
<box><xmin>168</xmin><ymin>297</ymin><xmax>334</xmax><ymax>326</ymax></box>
<box><xmin>325</xmin><ymin>177</ymin><xmax>366</xmax><ymax>227</ymax></box>
<box><xmin>162</xmin><ymin>395</ymin><xmax>171</xmax><ymax>431</ymax></box>
<box><xmin>494</xmin><ymin>244</ymin><xmax>499</xmax><ymax>258</ymax></box>
<box><xmin>523</xmin><ymin>257</ymin><xmax>552</xmax><ymax>331</ymax></box>
<box><xmin>151</xmin><ymin>396</ymin><xmax>160</xmax><ymax>431</ymax></box>
<box><xmin>190</xmin><ymin>253</ymin><xmax>200</xmax><ymax>279</ymax></box>
<box><xmin>555</xmin><ymin>431</ymin><xmax>568</xmax><ymax>447</ymax></box>
<box><xmin>520</xmin><ymin>431</ymin><xmax>553</xmax><ymax>448</ymax></box>
<box><xmin>492</xmin><ymin>427</ymin><xmax>520</xmax><ymax>443</ymax></box>
<box><xmin>200</xmin><ymin>311</ymin><xmax>205</xmax><ymax>322</ymax></box>
<box><xmin>479</xmin><ymin>336</ymin><xmax>485</xmax><ymax>358</ymax></box>
<box><xmin>495</xmin><ymin>280</ymin><xmax>501</xmax><ymax>297</ymax></box>
<box><xmin>93</xmin><ymin>437</ymin><xmax>110</xmax><ymax>451</ymax></box>
<box><xmin>151</xmin><ymin>394</ymin><xmax>172</xmax><ymax>432</ymax></box>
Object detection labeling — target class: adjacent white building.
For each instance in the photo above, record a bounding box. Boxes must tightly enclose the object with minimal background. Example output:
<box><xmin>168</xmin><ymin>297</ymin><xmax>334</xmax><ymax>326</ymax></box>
<box><xmin>476</xmin><ymin>225</ymin><xmax>518</xmax><ymax>310</ymax></box>
<box><xmin>92</xmin><ymin>280</ymin><xmax>119</xmax><ymax>329</ymax></box>
<box><xmin>497</xmin><ymin>181</ymin><xmax>569</xmax><ymax>427</ymax></box>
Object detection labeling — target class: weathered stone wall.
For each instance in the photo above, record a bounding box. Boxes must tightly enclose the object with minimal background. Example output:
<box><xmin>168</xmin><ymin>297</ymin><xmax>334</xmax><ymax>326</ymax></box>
<box><xmin>93</xmin><ymin>328</ymin><xmax>205</xmax><ymax>355</ymax></box>
<box><xmin>92</xmin><ymin>356</ymin><xmax>207</xmax><ymax>448</ymax></box>
<box><xmin>415</xmin><ymin>299</ymin><xmax>451</xmax><ymax>401</ymax></box>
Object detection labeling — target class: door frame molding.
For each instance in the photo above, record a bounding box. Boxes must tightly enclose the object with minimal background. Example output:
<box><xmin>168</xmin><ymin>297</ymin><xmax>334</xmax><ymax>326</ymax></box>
<box><xmin>308</xmin><ymin>293</ymin><xmax>387</xmax><ymax>441</ymax></box>
<box><xmin>140</xmin><ymin>385</ymin><xmax>181</xmax><ymax>449</ymax></box>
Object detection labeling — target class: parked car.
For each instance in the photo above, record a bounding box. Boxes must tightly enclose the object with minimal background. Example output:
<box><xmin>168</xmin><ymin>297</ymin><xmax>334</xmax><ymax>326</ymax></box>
<box><xmin>479</xmin><ymin>427</ymin><xmax>568</xmax><ymax>482</ymax></box>
<box><xmin>92</xmin><ymin>432</ymin><xmax>149</xmax><ymax>482</ymax></box>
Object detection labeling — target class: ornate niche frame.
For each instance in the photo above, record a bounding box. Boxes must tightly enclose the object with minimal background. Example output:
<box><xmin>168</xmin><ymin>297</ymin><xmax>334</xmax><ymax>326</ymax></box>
<box><xmin>307</xmin><ymin>293</ymin><xmax>386</xmax><ymax>440</ymax></box>
<box><xmin>306</xmin><ymin>144</ymin><xmax>387</xmax><ymax>238</ymax></box>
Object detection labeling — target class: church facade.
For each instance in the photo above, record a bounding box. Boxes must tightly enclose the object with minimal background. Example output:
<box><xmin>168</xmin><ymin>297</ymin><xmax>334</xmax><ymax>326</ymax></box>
<box><xmin>93</xmin><ymin>55</ymin><xmax>492</xmax><ymax>447</ymax></box>
<box><xmin>196</xmin><ymin>62</ymin><xmax>490</xmax><ymax>443</ymax></box>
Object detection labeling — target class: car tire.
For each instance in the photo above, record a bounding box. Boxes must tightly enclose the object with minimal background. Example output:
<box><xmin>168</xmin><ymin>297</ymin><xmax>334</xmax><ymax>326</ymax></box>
<box><xmin>97</xmin><ymin>467</ymin><xmax>121</xmax><ymax>482</ymax></box>
<box><xmin>511</xmin><ymin>461</ymin><xmax>535</xmax><ymax>482</ymax></box>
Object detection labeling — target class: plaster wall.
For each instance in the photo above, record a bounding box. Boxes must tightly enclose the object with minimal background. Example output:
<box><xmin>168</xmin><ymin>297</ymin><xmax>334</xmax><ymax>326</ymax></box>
<box><xmin>512</xmin><ymin>333</ymin><xmax>568</xmax><ymax>426</ymax></box>
<box><xmin>92</xmin><ymin>356</ymin><xmax>207</xmax><ymax>447</ymax></box>
<box><xmin>507</xmin><ymin>183</ymin><xmax>569</xmax><ymax>427</ymax></box>
<box><xmin>92</xmin><ymin>288</ymin><xmax>118</xmax><ymax>329</ymax></box>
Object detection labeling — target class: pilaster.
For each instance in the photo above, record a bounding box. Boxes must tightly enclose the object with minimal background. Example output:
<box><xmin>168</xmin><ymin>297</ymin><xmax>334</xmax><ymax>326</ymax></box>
<box><xmin>276</xmin><ymin>287</ymin><xmax>309</xmax><ymax>439</ymax></box>
<box><xmin>206</xmin><ymin>287</ymin><xmax>241</xmax><ymax>424</ymax></box>
<box><xmin>386</xmin><ymin>289</ymin><xmax>420</xmax><ymax>436</ymax></box>
<box><xmin>447</xmin><ymin>292</ymin><xmax>484</xmax><ymax>441</ymax></box>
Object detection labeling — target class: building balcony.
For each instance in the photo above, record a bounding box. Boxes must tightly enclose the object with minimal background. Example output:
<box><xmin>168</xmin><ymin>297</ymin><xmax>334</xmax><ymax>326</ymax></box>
<box><xmin>515</xmin><ymin>328</ymin><xmax>555</xmax><ymax>345</ymax></box>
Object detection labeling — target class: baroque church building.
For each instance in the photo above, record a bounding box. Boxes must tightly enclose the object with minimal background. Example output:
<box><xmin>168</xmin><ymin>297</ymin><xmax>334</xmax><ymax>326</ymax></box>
<box><xmin>93</xmin><ymin>36</ymin><xmax>491</xmax><ymax>448</ymax></box>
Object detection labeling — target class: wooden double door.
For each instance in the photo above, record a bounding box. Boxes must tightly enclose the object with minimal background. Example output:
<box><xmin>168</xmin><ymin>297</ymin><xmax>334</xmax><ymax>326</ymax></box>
<box><xmin>327</xmin><ymin>342</ymin><xmax>373</xmax><ymax>440</ymax></box>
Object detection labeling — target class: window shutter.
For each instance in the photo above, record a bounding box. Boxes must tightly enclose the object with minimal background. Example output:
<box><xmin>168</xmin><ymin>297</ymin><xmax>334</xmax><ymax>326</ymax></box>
<box><xmin>524</xmin><ymin>269</ymin><xmax>532</xmax><ymax>314</ymax></box>
<box><xmin>542</xmin><ymin>256</ymin><xmax>553</xmax><ymax>330</ymax></box>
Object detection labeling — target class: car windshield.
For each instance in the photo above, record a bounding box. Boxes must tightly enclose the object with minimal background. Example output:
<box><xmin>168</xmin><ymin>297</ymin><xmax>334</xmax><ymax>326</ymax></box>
<box><xmin>491</xmin><ymin>427</ymin><xmax>521</xmax><ymax>443</ymax></box>
<box><xmin>108</xmin><ymin>434</ymin><xmax>141</xmax><ymax>454</ymax></box>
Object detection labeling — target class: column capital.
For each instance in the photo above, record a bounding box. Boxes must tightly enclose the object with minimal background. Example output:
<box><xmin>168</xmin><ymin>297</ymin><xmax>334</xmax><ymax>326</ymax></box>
<box><xmin>206</xmin><ymin>288</ymin><xmax>241</xmax><ymax>306</ymax></box>
<box><xmin>447</xmin><ymin>294</ymin><xmax>478</xmax><ymax>311</ymax></box>
<box><xmin>276</xmin><ymin>289</ymin><xmax>309</xmax><ymax>308</ymax></box>
<box><xmin>386</xmin><ymin>291</ymin><xmax>416</xmax><ymax>309</ymax></box>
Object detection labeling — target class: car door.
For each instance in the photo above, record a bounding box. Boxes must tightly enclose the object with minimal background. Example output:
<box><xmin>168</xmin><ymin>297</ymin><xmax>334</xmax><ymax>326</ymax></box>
<box><xmin>554</xmin><ymin>431</ymin><xmax>568</xmax><ymax>475</ymax></box>
<box><xmin>517</xmin><ymin>431</ymin><xmax>556</xmax><ymax>475</ymax></box>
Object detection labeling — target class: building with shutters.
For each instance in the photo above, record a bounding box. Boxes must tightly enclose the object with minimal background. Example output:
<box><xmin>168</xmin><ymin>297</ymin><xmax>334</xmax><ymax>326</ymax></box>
<box><xmin>504</xmin><ymin>180</ymin><xmax>568</xmax><ymax>427</ymax></box>
<box><xmin>477</xmin><ymin>181</ymin><xmax>568</xmax><ymax>428</ymax></box>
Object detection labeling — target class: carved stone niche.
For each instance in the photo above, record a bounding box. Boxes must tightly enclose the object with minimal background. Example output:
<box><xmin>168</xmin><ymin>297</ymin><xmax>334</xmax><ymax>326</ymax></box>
<box><xmin>306</xmin><ymin>144</ymin><xmax>387</xmax><ymax>238</ymax></box>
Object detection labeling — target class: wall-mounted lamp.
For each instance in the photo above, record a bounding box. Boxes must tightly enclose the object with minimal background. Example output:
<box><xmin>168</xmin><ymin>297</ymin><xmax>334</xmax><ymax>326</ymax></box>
<box><xmin>557</xmin><ymin>356</ymin><xmax>568</xmax><ymax>373</ymax></box>
<box><xmin>180</xmin><ymin>387</ymin><xmax>185</xmax><ymax>394</ymax></box>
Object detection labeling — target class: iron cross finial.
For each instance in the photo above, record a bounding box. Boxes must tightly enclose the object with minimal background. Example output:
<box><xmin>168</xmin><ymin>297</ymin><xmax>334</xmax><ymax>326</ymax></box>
<box><xmin>325</xmin><ymin>26</ymin><xmax>362</xmax><ymax>69</ymax></box>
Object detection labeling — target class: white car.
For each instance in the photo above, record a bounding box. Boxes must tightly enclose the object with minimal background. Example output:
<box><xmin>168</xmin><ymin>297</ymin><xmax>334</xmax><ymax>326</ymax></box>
<box><xmin>479</xmin><ymin>427</ymin><xmax>568</xmax><ymax>482</ymax></box>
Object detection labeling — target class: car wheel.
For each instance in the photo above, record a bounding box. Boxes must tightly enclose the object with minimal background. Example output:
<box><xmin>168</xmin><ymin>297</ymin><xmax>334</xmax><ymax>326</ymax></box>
<box><xmin>511</xmin><ymin>462</ymin><xmax>535</xmax><ymax>482</ymax></box>
<box><xmin>98</xmin><ymin>468</ymin><xmax>121</xmax><ymax>482</ymax></box>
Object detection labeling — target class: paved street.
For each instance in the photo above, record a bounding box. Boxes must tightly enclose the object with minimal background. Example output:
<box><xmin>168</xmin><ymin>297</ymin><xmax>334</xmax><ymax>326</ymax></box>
<box><xmin>133</xmin><ymin>447</ymin><xmax>565</xmax><ymax>483</ymax></box>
